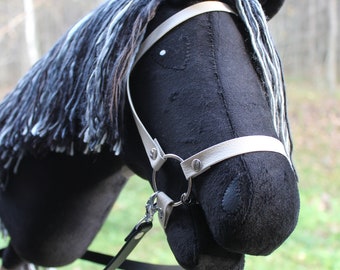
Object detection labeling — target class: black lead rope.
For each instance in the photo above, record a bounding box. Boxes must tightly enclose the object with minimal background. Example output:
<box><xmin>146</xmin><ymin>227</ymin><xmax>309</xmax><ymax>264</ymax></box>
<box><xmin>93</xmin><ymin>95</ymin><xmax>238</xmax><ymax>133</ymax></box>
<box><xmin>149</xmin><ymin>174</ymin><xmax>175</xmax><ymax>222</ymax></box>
<box><xmin>103</xmin><ymin>221</ymin><xmax>155</xmax><ymax>270</ymax></box>
<box><xmin>89</xmin><ymin>192</ymin><xmax>181</xmax><ymax>270</ymax></box>
<box><xmin>82</xmin><ymin>250</ymin><xmax>181</xmax><ymax>270</ymax></box>
<box><xmin>81</xmin><ymin>222</ymin><xmax>180</xmax><ymax>269</ymax></box>
<box><xmin>81</xmin><ymin>220</ymin><xmax>180</xmax><ymax>269</ymax></box>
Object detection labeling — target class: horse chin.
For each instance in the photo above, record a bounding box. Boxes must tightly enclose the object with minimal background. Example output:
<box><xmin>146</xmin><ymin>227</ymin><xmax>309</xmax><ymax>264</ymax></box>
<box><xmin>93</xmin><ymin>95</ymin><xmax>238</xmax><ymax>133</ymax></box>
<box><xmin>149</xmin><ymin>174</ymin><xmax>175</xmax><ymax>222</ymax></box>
<box><xmin>195</xmin><ymin>152</ymin><xmax>300</xmax><ymax>256</ymax></box>
<box><xmin>191</xmin><ymin>254</ymin><xmax>245</xmax><ymax>270</ymax></box>
<box><xmin>164</xmin><ymin>201</ymin><xmax>245</xmax><ymax>270</ymax></box>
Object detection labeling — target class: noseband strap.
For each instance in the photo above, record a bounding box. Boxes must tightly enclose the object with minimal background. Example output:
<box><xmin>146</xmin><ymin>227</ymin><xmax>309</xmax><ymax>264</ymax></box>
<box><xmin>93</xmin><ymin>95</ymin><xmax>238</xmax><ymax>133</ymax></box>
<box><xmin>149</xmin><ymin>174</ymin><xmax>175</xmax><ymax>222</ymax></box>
<box><xmin>181</xmin><ymin>135</ymin><xmax>287</xmax><ymax>179</ymax></box>
<box><xmin>127</xmin><ymin>1</ymin><xmax>289</xmax><ymax>189</ymax></box>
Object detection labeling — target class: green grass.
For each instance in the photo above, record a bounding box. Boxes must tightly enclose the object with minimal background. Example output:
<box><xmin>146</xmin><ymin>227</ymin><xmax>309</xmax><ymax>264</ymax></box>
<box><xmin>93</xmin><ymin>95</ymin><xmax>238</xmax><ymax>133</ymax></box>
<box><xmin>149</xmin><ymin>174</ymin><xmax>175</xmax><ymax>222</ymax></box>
<box><xmin>1</xmin><ymin>81</ymin><xmax>340</xmax><ymax>269</ymax></box>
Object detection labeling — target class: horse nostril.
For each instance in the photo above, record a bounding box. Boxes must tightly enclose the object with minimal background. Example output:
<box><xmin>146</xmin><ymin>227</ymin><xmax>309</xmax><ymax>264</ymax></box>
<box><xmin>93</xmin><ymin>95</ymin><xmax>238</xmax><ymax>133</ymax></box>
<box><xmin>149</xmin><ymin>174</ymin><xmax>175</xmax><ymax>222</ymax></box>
<box><xmin>222</xmin><ymin>177</ymin><xmax>243</xmax><ymax>216</ymax></box>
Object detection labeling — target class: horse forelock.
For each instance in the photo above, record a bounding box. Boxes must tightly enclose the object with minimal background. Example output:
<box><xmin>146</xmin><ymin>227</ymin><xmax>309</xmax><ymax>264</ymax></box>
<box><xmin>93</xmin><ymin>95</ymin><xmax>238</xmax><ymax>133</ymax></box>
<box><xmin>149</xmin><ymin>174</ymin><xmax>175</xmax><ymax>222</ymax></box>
<box><xmin>235</xmin><ymin>0</ymin><xmax>293</xmax><ymax>165</ymax></box>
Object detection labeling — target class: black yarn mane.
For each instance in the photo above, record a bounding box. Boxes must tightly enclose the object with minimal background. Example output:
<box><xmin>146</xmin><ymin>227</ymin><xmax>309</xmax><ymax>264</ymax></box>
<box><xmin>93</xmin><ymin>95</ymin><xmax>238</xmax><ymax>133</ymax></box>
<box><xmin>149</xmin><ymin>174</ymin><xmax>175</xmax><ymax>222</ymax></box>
<box><xmin>0</xmin><ymin>0</ymin><xmax>163</xmax><ymax>174</ymax></box>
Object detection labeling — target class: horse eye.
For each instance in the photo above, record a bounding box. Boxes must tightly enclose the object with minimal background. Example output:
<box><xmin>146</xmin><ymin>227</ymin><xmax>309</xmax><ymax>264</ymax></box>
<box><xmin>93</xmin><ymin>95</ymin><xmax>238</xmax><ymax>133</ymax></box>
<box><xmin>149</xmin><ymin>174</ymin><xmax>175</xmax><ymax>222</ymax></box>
<box><xmin>159</xmin><ymin>50</ymin><xmax>167</xmax><ymax>56</ymax></box>
<box><xmin>151</xmin><ymin>35</ymin><xmax>190</xmax><ymax>70</ymax></box>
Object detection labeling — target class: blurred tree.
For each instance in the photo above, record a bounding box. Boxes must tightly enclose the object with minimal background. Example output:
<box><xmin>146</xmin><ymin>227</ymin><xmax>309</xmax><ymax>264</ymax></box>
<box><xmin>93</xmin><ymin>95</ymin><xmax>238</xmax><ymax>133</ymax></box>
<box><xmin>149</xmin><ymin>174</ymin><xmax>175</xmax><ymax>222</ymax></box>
<box><xmin>326</xmin><ymin>0</ymin><xmax>337</xmax><ymax>92</ymax></box>
<box><xmin>270</xmin><ymin>0</ymin><xmax>339</xmax><ymax>90</ymax></box>
<box><xmin>0</xmin><ymin>0</ymin><xmax>103</xmax><ymax>93</ymax></box>
<box><xmin>23</xmin><ymin>0</ymin><xmax>39</xmax><ymax>65</ymax></box>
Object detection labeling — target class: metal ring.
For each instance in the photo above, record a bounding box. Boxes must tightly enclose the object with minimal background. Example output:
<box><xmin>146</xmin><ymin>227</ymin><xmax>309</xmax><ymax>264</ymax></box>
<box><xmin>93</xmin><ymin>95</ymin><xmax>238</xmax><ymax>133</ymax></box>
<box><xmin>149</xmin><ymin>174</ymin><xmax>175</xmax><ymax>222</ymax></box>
<box><xmin>152</xmin><ymin>153</ymin><xmax>193</xmax><ymax>207</ymax></box>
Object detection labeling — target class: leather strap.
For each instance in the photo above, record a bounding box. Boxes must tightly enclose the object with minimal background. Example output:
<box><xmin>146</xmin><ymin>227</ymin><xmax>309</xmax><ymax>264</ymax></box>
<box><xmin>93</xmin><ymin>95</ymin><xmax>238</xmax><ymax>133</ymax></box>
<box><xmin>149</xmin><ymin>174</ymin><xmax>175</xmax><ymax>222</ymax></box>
<box><xmin>181</xmin><ymin>135</ymin><xmax>288</xmax><ymax>179</ymax></box>
<box><xmin>135</xmin><ymin>1</ymin><xmax>235</xmax><ymax>63</ymax></box>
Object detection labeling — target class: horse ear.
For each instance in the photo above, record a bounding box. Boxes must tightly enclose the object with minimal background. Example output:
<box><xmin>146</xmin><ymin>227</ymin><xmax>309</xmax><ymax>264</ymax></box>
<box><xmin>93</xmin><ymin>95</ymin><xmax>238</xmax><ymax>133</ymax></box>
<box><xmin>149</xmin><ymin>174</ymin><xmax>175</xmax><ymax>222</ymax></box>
<box><xmin>260</xmin><ymin>0</ymin><xmax>285</xmax><ymax>19</ymax></box>
<box><xmin>166</xmin><ymin>0</ymin><xmax>191</xmax><ymax>6</ymax></box>
<box><xmin>166</xmin><ymin>1</ymin><xmax>285</xmax><ymax>19</ymax></box>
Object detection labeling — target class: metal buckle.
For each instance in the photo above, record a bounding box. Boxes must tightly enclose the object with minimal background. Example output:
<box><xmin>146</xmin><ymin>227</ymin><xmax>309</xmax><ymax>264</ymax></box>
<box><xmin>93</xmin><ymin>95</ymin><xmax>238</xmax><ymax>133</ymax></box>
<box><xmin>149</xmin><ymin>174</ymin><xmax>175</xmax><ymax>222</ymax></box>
<box><xmin>152</xmin><ymin>153</ymin><xmax>193</xmax><ymax>207</ymax></box>
<box><xmin>135</xmin><ymin>192</ymin><xmax>160</xmax><ymax>228</ymax></box>
<box><xmin>135</xmin><ymin>191</ymin><xmax>174</xmax><ymax>230</ymax></box>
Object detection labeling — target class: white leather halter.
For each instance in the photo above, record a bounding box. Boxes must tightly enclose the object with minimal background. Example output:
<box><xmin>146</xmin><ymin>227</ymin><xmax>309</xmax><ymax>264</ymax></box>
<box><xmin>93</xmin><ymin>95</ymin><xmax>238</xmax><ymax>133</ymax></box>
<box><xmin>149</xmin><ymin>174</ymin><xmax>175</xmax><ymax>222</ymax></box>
<box><xmin>127</xmin><ymin>1</ymin><xmax>288</xmax><ymax>204</ymax></box>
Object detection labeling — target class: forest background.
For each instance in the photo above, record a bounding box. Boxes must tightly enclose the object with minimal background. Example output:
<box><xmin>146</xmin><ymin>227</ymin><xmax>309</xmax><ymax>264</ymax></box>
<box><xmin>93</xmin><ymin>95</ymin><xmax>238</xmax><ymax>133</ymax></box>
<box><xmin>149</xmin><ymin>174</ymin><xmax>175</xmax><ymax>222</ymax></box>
<box><xmin>0</xmin><ymin>0</ymin><xmax>339</xmax><ymax>269</ymax></box>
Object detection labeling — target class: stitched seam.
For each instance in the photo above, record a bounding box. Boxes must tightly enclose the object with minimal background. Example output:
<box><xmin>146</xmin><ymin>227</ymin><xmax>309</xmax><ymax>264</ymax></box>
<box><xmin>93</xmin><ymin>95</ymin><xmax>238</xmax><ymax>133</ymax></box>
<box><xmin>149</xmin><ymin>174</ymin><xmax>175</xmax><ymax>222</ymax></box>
<box><xmin>208</xmin><ymin>12</ymin><xmax>253</xmax><ymax>223</ymax></box>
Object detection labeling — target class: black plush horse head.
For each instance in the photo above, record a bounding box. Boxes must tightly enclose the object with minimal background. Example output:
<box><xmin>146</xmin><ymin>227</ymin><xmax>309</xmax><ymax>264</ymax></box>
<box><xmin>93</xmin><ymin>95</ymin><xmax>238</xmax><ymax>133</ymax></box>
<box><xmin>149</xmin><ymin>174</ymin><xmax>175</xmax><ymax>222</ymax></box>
<box><xmin>0</xmin><ymin>0</ymin><xmax>299</xmax><ymax>269</ymax></box>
